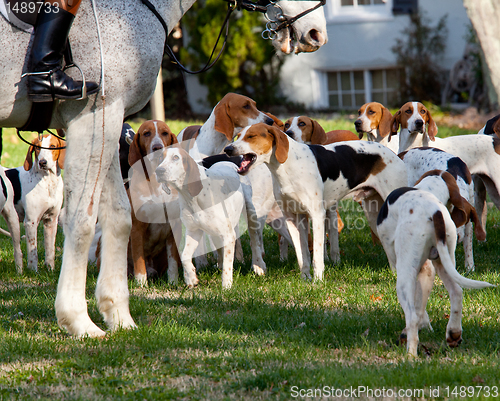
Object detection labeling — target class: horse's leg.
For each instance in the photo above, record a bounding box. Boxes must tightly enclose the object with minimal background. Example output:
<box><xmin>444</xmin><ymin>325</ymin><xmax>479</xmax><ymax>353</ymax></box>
<box><xmin>95</xmin><ymin>149</ymin><xmax>135</xmax><ymax>331</ymax></box>
<box><xmin>55</xmin><ymin>105</ymin><xmax>130</xmax><ymax>337</ymax></box>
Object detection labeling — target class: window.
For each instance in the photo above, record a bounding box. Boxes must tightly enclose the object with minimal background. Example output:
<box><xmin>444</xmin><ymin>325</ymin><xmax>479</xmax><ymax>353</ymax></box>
<box><xmin>327</xmin><ymin>68</ymin><xmax>401</xmax><ymax>110</ymax></box>
<box><xmin>327</xmin><ymin>0</ymin><xmax>393</xmax><ymax>23</ymax></box>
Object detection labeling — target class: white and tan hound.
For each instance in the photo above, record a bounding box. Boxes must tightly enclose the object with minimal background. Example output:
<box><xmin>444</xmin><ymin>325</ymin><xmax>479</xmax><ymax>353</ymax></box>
<box><xmin>178</xmin><ymin>92</ymin><xmax>274</xmax><ymax>158</ymax></box>
<box><xmin>377</xmin><ymin>170</ymin><xmax>492</xmax><ymax>356</ymax></box>
<box><xmin>391</xmin><ymin>101</ymin><xmax>500</xmax><ymax>230</ymax></box>
<box><xmin>399</xmin><ymin>147</ymin><xmax>482</xmax><ymax>271</ymax></box>
<box><xmin>155</xmin><ymin>146</ymin><xmax>266</xmax><ymax>289</ymax></box>
<box><xmin>126</xmin><ymin>120</ymin><xmax>181</xmax><ymax>286</ymax></box>
<box><xmin>6</xmin><ymin>133</ymin><xmax>65</xmax><ymax>271</ymax></box>
<box><xmin>224</xmin><ymin>123</ymin><xmax>407</xmax><ymax>281</ymax></box>
<box><xmin>354</xmin><ymin>102</ymin><xmax>397</xmax><ymax>153</ymax></box>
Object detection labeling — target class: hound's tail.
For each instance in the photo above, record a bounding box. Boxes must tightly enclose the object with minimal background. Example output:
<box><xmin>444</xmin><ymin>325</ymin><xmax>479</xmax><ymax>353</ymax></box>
<box><xmin>433</xmin><ymin>210</ymin><xmax>494</xmax><ymax>289</ymax></box>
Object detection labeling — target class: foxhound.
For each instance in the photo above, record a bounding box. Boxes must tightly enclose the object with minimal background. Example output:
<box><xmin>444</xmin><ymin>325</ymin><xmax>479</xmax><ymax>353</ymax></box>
<box><xmin>284</xmin><ymin>115</ymin><xmax>359</xmax><ymax>145</ymax></box>
<box><xmin>399</xmin><ymin>147</ymin><xmax>483</xmax><ymax>271</ymax></box>
<box><xmin>391</xmin><ymin>101</ymin><xmax>500</xmax><ymax>230</ymax></box>
<box><xmin>377</xmin><ymin>170</ymin><xmax>492</xmax><ymax>356</ymax></box>
<box><xmin>178</xmin><ymin>93</ymin><xmax>289</xmax><ymax>265</ymax></box>
<box><xmin>177</xmin><ymin>92</ymin><xmax>274</xmax><ymax>158</ymax></box>
<box><xmin>224</xmin><ymin>123</ymin><xmax>407</xmax><ymax>281</ymax></box>
<box><xmin>155</xmin><ymin>146</ymin><xmax>266</xmax><ymax>289</ymax></box>
<box><xmin>354</xmin><ymin>102</ymin><xmax>397</xmax><ymax>153</ymax></box>
<box><xmin>6</xmin><ymin>133</ymin><xmax>65</xmax><ymax>271</ymax></box>
<box><xmin>0</xmin><ymin>167</ymin><xmax>23</xmax><ymax>273</ymax></box>
<box><xmin>126</xmin><ymin>120</ymin><xmax>181</xmax><ymax>286</ymax></box>
<box><xmin>283</xmin><ymin>115</ymin><xmax>358</xmax><ymax>261</ymax></box>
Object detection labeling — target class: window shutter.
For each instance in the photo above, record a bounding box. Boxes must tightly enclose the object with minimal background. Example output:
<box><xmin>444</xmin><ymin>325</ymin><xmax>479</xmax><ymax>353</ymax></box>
<box><xmin>392</xmin><ymin>0</ymin><xmax>418</xmax><ymax>14</ymax></box>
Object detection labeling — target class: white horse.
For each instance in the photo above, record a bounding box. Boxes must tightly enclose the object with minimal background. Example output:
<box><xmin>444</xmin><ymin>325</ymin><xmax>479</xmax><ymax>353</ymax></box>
<box><xmin>0</xmin><ymin>0</ymin><xmax>327</xmax><ymax>337</ymax></box>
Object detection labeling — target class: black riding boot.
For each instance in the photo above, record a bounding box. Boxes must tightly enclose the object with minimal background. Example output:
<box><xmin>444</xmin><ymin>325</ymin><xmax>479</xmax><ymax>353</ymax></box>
<box><xmin>26</xmin><ymin>5</ymin><xmax>99</xmax><ymax>102</ymax></box>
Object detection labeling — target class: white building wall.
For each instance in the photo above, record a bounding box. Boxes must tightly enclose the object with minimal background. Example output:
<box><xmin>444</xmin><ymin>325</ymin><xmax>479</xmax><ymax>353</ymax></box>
<box><xmin>279</xmin><ymin>0</ymin><xmax>471</xmax><ymax>109</ymax></box>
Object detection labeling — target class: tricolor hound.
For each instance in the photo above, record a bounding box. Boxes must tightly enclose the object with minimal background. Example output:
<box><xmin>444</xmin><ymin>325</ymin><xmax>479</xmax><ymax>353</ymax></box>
<box><xmin>377</xmin><ymin>170</ymin><xmax>492</xmax><ymax>356</ymax></box>
<box><xmin>283</xmin><ymin>115</ymin><xmax>358</xmax><ymax>261</ymax></box>
<box><xmin>0</xmin><ymin>167</ymin><xmax>23</xmax><ymax>272</ymax></box>
<box><xmin>155</xmin><ymin>146</ymin><xmax>266</xmax><ymax>289</ymax></box>
<box><xmin>354</xmin><ymin>102</ymin><xmax>397</xmax><ymax>153</ymax></box>
<box><xmin>224</xmin><ymin>123</ymin><xmax>407</xmax><ymax>281</ymax></box>
<box><xmin>399</xmin><ymin>147</ymin><xmax>483</xmax><ymax>271</ymax></box>
<box><xmin>6</xmin><ymin>133</ymin><xmax>65</xmax><ymax>271</ymax></box>
<box><xmin>390</xmin><ymin>101</ymin><xmax>500</xmax><ymax>230</ymax></box>
<box><xmin>126</xmin><ymin>120</ymin><xmax>181</xmax><ymax>286</ymax></box>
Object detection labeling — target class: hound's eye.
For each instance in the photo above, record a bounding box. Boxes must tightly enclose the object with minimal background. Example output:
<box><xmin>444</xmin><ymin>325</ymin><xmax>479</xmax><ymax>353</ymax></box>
<box><xmin>243</xmin><ymin>103</ymin><xmax>250</xmax><ymax>110</ymax></box>
<box><xmin>298</xmin><ymin>122</ymin><xmax>306</xmax><ymax>127</ymax></box>
<box><xmin>247</xmin><ymin>134</ymin><xmax>255</xmax><ymax>139</ymax></box>
<box><xmin>50</xmin><ymin>144</ymin><xmax>56</xmax><ymax>148</ymax></box>
<box><xmin>284</xmin><ymin>123</ymin><xmax>290</xmax><ymax>129</ymax></box>
<box><xmin>172</xmin><ymin>155</ymin><xmax>179</xmax><ymax>161</ymax></box>
<box><xmin>420</xmin><ymin>109</ymin><xmax>426</xmax><ymax>114</ymax></box>
<box><xmin>143</xmin><ymin>131</ymin><xmax>151</xmax><ymax>137</ymax></box>
<box><xmin>405</xmin><ymin>109</ymin><xmax>412</xmax><ymax>114</ymax></box>
<box><xmin>368</xmin><ymin>110</ymin><xmax>375</xmax><ymax>115</ymax></box>
<box><xmin>161</xmin><ymin>131</ymin><xmax>170</xmax><ymax>136</ymax></box>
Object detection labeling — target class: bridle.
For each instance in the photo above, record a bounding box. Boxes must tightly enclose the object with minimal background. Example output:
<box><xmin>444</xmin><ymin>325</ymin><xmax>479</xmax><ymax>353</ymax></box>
<box><xmin>141</xmin><ymin>0</ymin><xmax>326</xmax><ymax>74</ymax></box>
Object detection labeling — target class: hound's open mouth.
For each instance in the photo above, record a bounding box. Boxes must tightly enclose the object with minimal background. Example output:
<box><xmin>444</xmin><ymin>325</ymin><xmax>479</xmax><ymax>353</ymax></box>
<box><xmin>238</xmin><ymin>153</ymin><xmax>256</xmax><ymax>175</ymax></box>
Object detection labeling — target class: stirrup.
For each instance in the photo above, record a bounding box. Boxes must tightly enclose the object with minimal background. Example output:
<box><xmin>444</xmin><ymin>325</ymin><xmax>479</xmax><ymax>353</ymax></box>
<box><xmin>63</xmin><ymin>61</ymin><xmax>88</xmax><ymax>100</ymax></box>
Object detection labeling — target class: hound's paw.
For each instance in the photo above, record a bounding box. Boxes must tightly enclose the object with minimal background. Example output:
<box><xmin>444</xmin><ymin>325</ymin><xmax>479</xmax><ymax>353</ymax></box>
<box><xmin>253</xmin><ymin>265</ymin><xmax>266</xmax><ymax>276</ymax></box>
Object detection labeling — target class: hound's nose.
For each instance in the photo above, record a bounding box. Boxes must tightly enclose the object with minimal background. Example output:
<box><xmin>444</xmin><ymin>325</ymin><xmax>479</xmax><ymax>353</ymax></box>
<box><xmin>265</xmin><ymin>116</ymin><xmax>274</xmax><ymax>126</ymax></box>
<box><xmin>152</xmin><ymin>143</ymin><xmax>164</xmax><ymax>152</ymax></box>
<box><xmin>354</xmin><ymin>120</ymin><xmax>362</xmax><ymax>128</ymax></box>
<box><xmin>224</xmin><ymin>145</ymin><xmax>235</xmax><ymax>156</ymax></box>
<box><xmin>414</xmin><ymin>119</ymin><xmax>424</xmax><ymax>130</ymax></box>
<box><xmin>285</xmin><ymin>130</ymin><xmax>294</xmax><ymax>138</ymax></box>
<box><xmin>39</xmin><ymin>159</ymin><xmax>47</xmax><ymax>169</ymax></box>
<box><xmin>156</xmin><ymin>166</ymin><xmax>166</xmax><ymax>176</ymax></box>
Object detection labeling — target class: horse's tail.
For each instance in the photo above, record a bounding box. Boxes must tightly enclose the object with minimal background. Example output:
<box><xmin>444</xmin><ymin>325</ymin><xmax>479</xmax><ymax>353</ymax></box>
<box><xmin>433</xmin><ymin>210</ymin><xmax>494</xmax><ymax>289</ymax></box>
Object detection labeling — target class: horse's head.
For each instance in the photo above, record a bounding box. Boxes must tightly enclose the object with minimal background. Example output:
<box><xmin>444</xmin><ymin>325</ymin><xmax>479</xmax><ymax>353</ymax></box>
<box><xmin>272</xmin><ymin>1</ymin><xmax>328</xmax><ymax>54</ymax></box>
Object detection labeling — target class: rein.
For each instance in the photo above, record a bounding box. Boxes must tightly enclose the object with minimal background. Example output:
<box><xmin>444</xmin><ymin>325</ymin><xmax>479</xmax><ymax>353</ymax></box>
<box><xmin>16</xmin><ymin>129</ymin><xmax>67</xmax><ymax>150</ymax></box>
<box><xmin>140</xmin><ymin>0</ymin><xmax>326</xmax><ymax>74</ymax></box>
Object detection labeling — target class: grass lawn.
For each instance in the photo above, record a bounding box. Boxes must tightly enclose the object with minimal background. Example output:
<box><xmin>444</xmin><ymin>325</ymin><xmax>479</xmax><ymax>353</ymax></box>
<box><xmin>0</xmin><ymin>118</ymin><xmax>498</xmax><ymax>400</ymax></box>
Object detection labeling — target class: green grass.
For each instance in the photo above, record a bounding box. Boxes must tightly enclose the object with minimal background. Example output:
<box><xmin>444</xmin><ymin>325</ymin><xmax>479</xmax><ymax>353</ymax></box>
<box><xmin>1</xmin><ymin>117</ymin><xmax>499</xmax><ymax>400</ymax></box>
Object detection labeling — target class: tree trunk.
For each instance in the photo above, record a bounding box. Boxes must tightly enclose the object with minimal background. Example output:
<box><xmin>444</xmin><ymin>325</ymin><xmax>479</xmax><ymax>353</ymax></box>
<box><xmin>463</xmin><ymin>0</ymin><xmax>500</xmax><ymax>109</ymax></box>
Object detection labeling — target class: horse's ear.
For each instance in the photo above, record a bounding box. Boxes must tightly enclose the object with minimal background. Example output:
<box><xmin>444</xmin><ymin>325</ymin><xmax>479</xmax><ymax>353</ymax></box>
<box><xmin>379</xmin><ymin>106</ymin><xmax>393</xmax><ymax>138</ymax></box>
<box><xmin>214</xmin><ymin>100</ymin><xmax>234</xmax><ymax>141</ymax></box>
<box><xmin>427</xmin><ymin>111</ymin><xmax>438</xmax><ymax>141</ymax></box>
<box><xmin>270</xmin><ymin>125</ymin><xmax>289</xmax><ymax>164</ymax></box>
<box><xmin>311</xmin><ymin>120</ymin><xmax>326</xmax><ymax>144</ymax></box>
<box><xmin>23</xmin><ymin>144</ymin><xmax>35</xmax><ymax>171</ymax></box>
<box><xmin>128</xmin><ymin>132</ymin><xmax>143</xmax><ymax>166</ymax></box>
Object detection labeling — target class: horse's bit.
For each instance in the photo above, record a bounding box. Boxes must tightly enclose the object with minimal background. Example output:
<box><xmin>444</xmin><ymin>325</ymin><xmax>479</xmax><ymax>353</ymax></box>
<box><xmin>141</xmin><ymin>0</ymin><xmax>326</xmax><ymax>74</ymax></box>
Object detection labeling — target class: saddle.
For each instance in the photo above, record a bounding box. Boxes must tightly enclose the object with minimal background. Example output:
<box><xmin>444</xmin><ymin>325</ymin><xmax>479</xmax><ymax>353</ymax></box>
<box><xmin>0</xmin><ymin>0</ymin><xmax>71</xmax><ymax>133</ymax></box>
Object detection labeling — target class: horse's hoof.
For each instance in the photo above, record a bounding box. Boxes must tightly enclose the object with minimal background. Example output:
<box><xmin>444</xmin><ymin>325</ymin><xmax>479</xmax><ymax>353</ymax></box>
<box><xmin>447</xmin><ymin>330</ymin><xmax>462</xmax><ymax>348</ymax></box>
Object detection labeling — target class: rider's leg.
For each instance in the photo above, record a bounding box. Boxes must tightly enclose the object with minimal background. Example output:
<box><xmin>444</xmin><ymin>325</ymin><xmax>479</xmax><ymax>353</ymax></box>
<box><xmin>26</xmin><ymin>0</ymin><xmax>99</xmax><ymax>102</ymax></box>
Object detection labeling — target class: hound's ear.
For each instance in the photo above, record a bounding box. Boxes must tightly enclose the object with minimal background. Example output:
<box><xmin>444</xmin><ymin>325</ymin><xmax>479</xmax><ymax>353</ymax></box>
<box><xmin>128</xmin><ymin>132</ymin><xmax>143</xmax><ymax>166</ymax></box>
<box><xmin>183</xmin><ymin>151</ymin><xmax>203</xmax><ymax>197</ymax></box>
<box><xmin>379</xmin><ymin>106</ymin><xmax>393</xmax><ymax>138</ymax></box>
<box><xmin>23</xmin><ymin>144</ymin><xmax>35</xmax><ymax>171</ymax></box>
<box><xmin>270</xmin><ymin>125</ymin><xmax>289</xmax><ymax>164</ymax></box>
<box><xmin>441</xmin><ymin>171</ymin><xmax>468</xmax><ymax>228</ymax></box>
<box><xmin>266</xmin><ymin>112</ymin><xmax>284</xmax><ymax>130</ymax></box>
<box><xmin>310</xmin><ymin>120</ymin><xmax>327</xmax><ymax>144</ymax></box>
<box><xmin>464</xmin><ymin>200</ymin><xmax>486</xmax><ymax>241</ymax></box>
<box><xmin>493</xmin><ymin>117</ymin><xmax>500</xmax><ymax>138</ymax></box>
<box><xmin>168</xmin><ymin>131</ymin><xmax>179</xmax><ymax>146</ymax></box>
<box><xmin>57</xmin><ymin>139</ymin><xmax>66</xmax><ymax>170</ymax></box>
<box><xmin>389</xmin><ymin>110</ymin><xmax>401</xmax><ymax>140</ymax></box>
<box><xmin>214</xmin><ymin>100</ymin><xmax>235</xmax><ymax>142</ymax></box>
<box><xmin>427</xmin><ymin>111</ymin><xmax>438</xmax><ymax>141</ymax></box>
